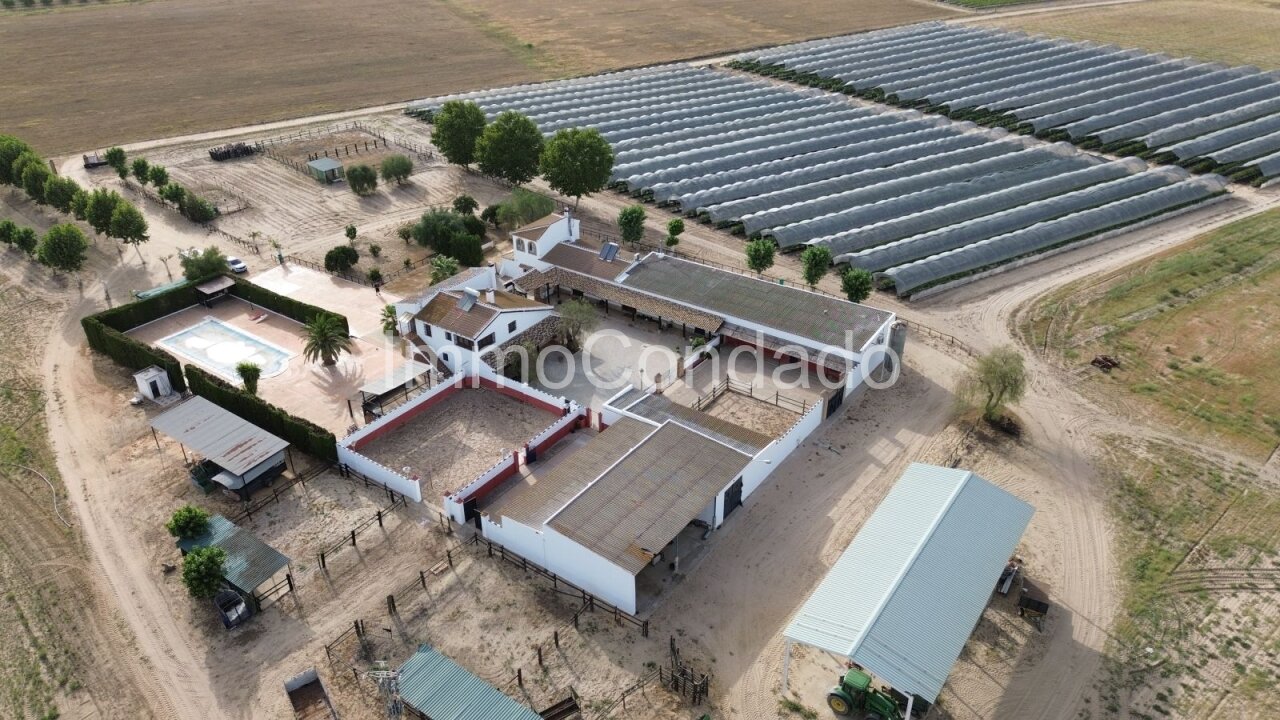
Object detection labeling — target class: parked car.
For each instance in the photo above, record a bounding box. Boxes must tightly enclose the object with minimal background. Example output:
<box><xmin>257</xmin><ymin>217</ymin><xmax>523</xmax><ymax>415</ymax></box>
<box><xmin>227</xmin><ymin>257</ymin><xmax>248</xmax><ymax>273</ymax></box>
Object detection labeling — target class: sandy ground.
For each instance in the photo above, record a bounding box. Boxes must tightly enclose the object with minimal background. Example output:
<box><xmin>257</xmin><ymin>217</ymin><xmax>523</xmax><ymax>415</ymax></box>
<box><xmin>355</xmin><ymin>388</ymin><xmax>561</xmax><ymax>496</ymax></box>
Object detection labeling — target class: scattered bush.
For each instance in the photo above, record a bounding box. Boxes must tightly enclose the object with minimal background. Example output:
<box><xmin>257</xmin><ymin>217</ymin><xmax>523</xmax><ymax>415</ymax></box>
<box><xmin>396</xmin><ymin>225</ymin><xmax>413</xmax><ymax>243</ymax></box>
<box><xmin>411</xmin><ymin>209</ymin><xmax>466</xmax><ymax>253</ymax></box>
<box><xmin>618</xmin><ymin>205</ymin><xmax>646</xmax><ymax>245</ymax></box>
<box><xmin>181</xmin><ymin>546</ymin><xmax>226</xmax><ymax>599</ymax></box>
<box><xmin>165</xmin><ymin>505</ymin><xmax>210</xmax><ymax>539</ymax></box>
<box><xmin>368</xmin><ymin>243</ymin><xmax>381</xmax><ymax>258</ymax></box>
<box><xmin>179</xmin><ymin>193</ymin><xmax>217</xmax><ymax>223</ymax></box>
<box><xmin>379</xmin><ymin>153</ymin><xmax>413</xmax><ymax>184</ymax></box>
<box><xmin>666</xmin><ymin>217</ymin><xmax>684</xmax><ymax>248</ymax></box>
<box><xmin>180</xmin><ymin>246</ymin><xmax>227</xmax><ymax>280</ymax></box>
<box><xmin>148</xmin><ymin>165</ymin><xmax>169</xmax><ymax>187</ymax></box>
<box><xmin>131</xmin><ymin>157</ymin><xmax>151</xmax><ymax>184</ymax></box>
<box><xmin>324</xmin><ymin>244</ymin><xmax>359</xmax><ymax>273</ymax></box>
<box><xmin>12</xmin><ymin>226</ymin><xmax>37</xmax><ymax>256</ymax></box>
<box><xmin>480</xmin><ymin>204</ymin><xmax>501</xmax><ymax>228</ymax></box>
<box><xmin>367</xmin><ymin>268</ymin><xmax>383</xmax><ymax>285</ymax></box>
<box><xmin>344</xmin><ymin>224</ymin><xmax>357</xmax><ymax>242</ymax></box>
<box><xmin>495</xmin><ymin>189</ymin><xmax>555</xmax><ymax>228</ymax></box>
<box><xmin>346</xmin><ymin>164</ymin><xmax>377</xmax><ymax>195</ymax></box>
<box><xmin>235</xmin><ymin>361</ymin><xmax>261</xmax><ymax>395</ymax></box>
<box><xmin>452</xmin><ymin>194</ymin><xmax>478</xmax><ymax>215</ymax></box>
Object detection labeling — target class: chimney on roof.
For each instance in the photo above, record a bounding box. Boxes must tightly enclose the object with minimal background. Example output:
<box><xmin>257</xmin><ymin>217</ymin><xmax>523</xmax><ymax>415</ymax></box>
<box><xmin>485</xmin><ymin>289</ymin><xmax>496</xmax><ymax>304</ymax></box>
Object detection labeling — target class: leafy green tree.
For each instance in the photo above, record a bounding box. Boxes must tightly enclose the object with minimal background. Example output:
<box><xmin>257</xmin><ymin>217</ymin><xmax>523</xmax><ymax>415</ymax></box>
<box><xmin>618</xmin><ymin>205</ymin><xmax>646</xmax><ymax>246</ymax></box>
<box><xmin>367</xmin><ymin>268</ymin><xmax>383</xmax><ymax>285</ymax></box>
<box><xmin>344</xmin><ymin>224</ymin><xmax>357</xmax><ymax>242</ymax></box>
<box><xmin>666</xmin><ymin>217</ymin><xmax>684</xmax><ymax>248</ymax></box>
<box><xmin>496</xmin><ymin>189</ymin><xmax>555</xmax><ymax>227</ymax></box>
<box><xmin>17</xmin><ymin>153</ymin><xmax>51</xmax><ymax>204</ymax></box>
<box><xmin>412</xmin><ymin>209</ymin><xmax>466</xmax><ymax>253</ymax></box>
<box><xmin>380</xmin><ymin>154</ymin><xmax>413</xmax><ymax>184</ymax></box>
<box><xmin>381</xmin><ymin>305</ymin><xmax>399</xmax><ymax>336</ymax></box>
<box><xmin>557</xmin><ymin>299</ymin><xmax>599</xmax><ymax>352</ymax></box>
<box><xmin>430</xmin><ymin>255</ymin><xmax>459</xmax><ymax>285</ymax></box>
<box><xmin>539</xmin><ymin>127</ymin><xmax>613</xmax><ymax>208</ymax></box>
<box><xmin>800</xmin><ymin>245</ymin><xmax>832</xmax><ymax>288</ymax></box>
<box><xmin>236</xmin><ymin>362</ymin><xmax>261</xmax><ymax>395</ymax></box>
<box><xmin>324</xmin><ymin>245</ymin><xmax>359</xmax><ymax>273</ymax></box>
<box><xmin>430</xmin><ymin>100</ymin><xmax>486</xmax><ymax>167</ymax></box>
<box><xmin>0</xmin><ymin>135</ymin><xmax>33</xmax><ymax>185</ymax></box>
<box><xmin>0</xmin><ymin>219</ymin><xmax>15</xmax><ymax>245</ymax></box>
<box><xmin>460</xmin><ymin>213</ymin><xmax>486</xmax><ymax>239</ymax></box>
<box><xmin>840</xmin><ymin>267</ymin><xmax>874</xmax><ymax>303</ymax></box>
<box><xmin>958</xmin><ymin>346</ymin><xmax>1027</xmax><ymax>421</ymax></box>
<box><xmin>180</xmin><ymin>193</ymin><xmax>217</xmax><ymax>223</ymax></box>
<box><xmin>159</xmin><ymin>182</ymin><xmax>186</xmax><ymax>207</ymax></box>
<box><xmin>131</xmin><ymin>157</ymin><xmax>151</xmax><ymax>185</ymax></box>
<box><xmin>165</xmin><ymin>505</ymin><xmax>210</xmax><ymax>538</ymax></box>
<box><xmin>13</xmin><ymin>227</ymin><xmax>38</xmax><ymax>256</ymax></box>
<box><xmin>110</xmin><ymin>202</ymin><xmax>149</xmax><ymax>258</ymax></box>
<box><xmin>70</xmin><ymin>189</ymin><xmax>90</xmax><ymax>221</ymax></box>
<box><xmin>104</xmin><ymin>146</ymin><xmax>127</xmax><ymax>179</ymax></box>
<box><xmin>85</xmin><ymin>188</ymin><xmax>122</xmax><ymax>236</ymax></box>
<box><xmin>452</xmin><ymin>194</ymin><xmax>478</xmax><ymax>215</ymax></box>
<box><xmin>480</xmin><ymin>205</ymin><xmax>501</xmax><ymax>228</ymax></box>
<box><xmin>36</xmin><ymin>224</ymin><xmax>89</xmax><ymax>273</ymax></box>
<box><xmin>397</xmin><ymin>225</ymin><xmax>413</xmax><ymax>243</ymax></box>
<box><xmin>449</xmin><ymin>232</ymin><xmax>485</xmax><ymax>267</ymax></box>
<box><xmin>43</xmin><ymin>175</ymin><xmax>80</xmax><ymax>214</ymax></box>
<box><xmin>369</xmin><ymin>243</ymin><xmax>382</xmax><ymax>258</ymax></box>
<box><xmin>181</xmin><ymin>546</ymin><xmax>226</xmax><ymax>599</ymax></box>
<box><xmin>302</xmin><ymin>313</ymin><xmax>353</xmax><ymax>366</ymax></box>
<box><xmin>346</xmin><ymin>164</ymin><xmax>377</xmax><ymax>195</ymax></box>
<box><xmin>476</xmin><ymin>111</ymin><xmax>543</xmax><ymax>185</ymax></box>
<box><xmin>149</xmin><ymin>165</ymin><xmax>170</xmax><ymax>187</ymax></box>
<box><xmin>180</xmin><ymin>246</ymin><xmax>227</xmax><ymax>280</ymax></box>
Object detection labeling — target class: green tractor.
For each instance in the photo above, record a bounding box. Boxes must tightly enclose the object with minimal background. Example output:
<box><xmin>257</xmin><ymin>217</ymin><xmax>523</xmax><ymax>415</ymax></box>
<box><xmin>826</xmin><ymin>668</ymin><xmax>903</xmax><ymax>720</ymax></box>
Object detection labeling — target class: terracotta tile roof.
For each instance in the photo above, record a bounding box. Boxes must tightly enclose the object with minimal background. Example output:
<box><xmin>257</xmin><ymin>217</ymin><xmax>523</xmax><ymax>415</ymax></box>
<box><xmin>415</xmin><ymin>292</ymin><xmax>498</xmax><ymax>338</ymax></box>
<box><xmin>511</xmin><ymin>213</ymin><xmax>564</xmax><ymax>242</ymax></box>
<box><xmin>620</xmin><ymin>254</ymin><xmax>893</xmax><ymax>352</ymax></box>
<box><xmin>415</xmin><ymin>289</ymin><xmax>549</xmax><ymax>338</ymax></box>
<box><xmin>485</xmin><ymin>418</ymin><xmax>658</xmax><ymax>528</ymax></box>
<box><xmin>514</xmin><ymin>266</ymin><xmax>723</xmax><ymax>333</ymax></box>
<box><xmin>549</xmin><ymin>421</ymin><xmax>753</xmax><ymax>575</ymax></box>
<box><xmin>542</xmin><ymin>242</ymin><xmax>633</xmax><ymax>281</ymax></box>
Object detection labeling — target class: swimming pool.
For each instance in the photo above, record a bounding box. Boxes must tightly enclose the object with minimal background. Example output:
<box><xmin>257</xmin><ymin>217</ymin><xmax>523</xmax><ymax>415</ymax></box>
<box><xmin>159</xmin><ymin>317</ymin><xmax>293</xmax><ymax>383</ymax></box>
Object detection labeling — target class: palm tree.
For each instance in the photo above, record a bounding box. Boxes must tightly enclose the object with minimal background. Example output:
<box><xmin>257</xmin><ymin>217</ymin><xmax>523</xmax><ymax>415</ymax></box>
<box><xmin>381</xmin><ymin>305</ymin><xmax>399</xmax><ymax>336</ymax></box>
<box><xmin>303</xmin><ymin>314</ymin><xmax>353</xmax><ymax>366</ymax></box>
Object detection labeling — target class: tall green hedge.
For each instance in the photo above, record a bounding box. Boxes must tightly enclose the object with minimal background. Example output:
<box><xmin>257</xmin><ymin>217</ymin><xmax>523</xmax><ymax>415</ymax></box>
<box><xmin>80</xmin><ymin>316</ymin><xmax>188</xmax><ymax>392</ymax></box>
<box><xmin>184</xmin><ymin>365</ymin><xmax>338</xmax><ymax>462</ymax></box>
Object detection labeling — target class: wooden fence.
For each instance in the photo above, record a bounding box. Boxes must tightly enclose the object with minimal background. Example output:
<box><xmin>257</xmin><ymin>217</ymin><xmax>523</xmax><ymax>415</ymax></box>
<box><xmin>692</xmin><ymin>376</ymin><xmax>810</xmax><ymax>414</ymax></box>
<box><xmin>316</xmin><ymin>484</ymin><xmax>408</xmax><ymax>571</ymax></box>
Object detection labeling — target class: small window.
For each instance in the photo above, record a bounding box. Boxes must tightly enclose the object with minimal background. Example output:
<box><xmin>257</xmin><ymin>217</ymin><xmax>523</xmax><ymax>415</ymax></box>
<box><xmin>479</xmin><ymin>333</ymin><xmax>496</xmax><ymax>349</ymax></box>
<box><xmin>528</xmin><ymin>242</ymin><xmax>537</xmax><ymax>255</ymax></box>
<box><xmin>422</xmin><ymin>324</ymin><xmax>432</xmax><ymax>338</ymax></box>
<box><xmin>516</xmin><ymin>238</ymin><xmax>526</xmax><ymax>253</ymax></box>
<box><xmin>445</xmin><ymin>331</ymin><xmax>454</xmax><ymax>341</ymax></box>
<box><xmin>508</xmin><ymin>320</ymin><xmax>517</xmax><ymax>333</ymax></box>
<box><xmin>441</xmin><ymin>352</ymin><xmax>449</xmax><ymax>364</ymax></box>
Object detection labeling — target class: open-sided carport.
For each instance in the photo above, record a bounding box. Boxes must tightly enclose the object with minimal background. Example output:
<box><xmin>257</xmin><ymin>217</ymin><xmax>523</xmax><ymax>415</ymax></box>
<box><xmin>782</xmin><ymin>463</ymin><xmax>1034</xmax><ymax>717</ymax></box>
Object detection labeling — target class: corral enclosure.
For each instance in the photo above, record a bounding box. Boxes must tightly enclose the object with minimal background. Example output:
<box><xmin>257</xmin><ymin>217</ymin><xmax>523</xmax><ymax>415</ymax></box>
<box><xmin>0</xmin><ymin>0</ymin><xmax>958</xmax><ymax>154</ymax></box>
<box><xmin>413</xmin><ymin>63</ymin><xmax>1228</xmax><ymax>297</ymax></box>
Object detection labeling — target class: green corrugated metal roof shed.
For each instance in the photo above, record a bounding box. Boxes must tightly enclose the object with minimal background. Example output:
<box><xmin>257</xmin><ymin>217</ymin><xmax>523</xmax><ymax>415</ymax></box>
<box><xmin>176</xmin><ymin>514</ymin><xmax>290</xmax><ymax>594</ymax></box>
<box><xmin>783</xmin><ymin>463</ymin><xmax>1034</xmax><ymax>702</ymax></box>
<box><xmin>397</xmin><ymin>645</ymin><xmax>541</xmax><ymax>720</ymax></box>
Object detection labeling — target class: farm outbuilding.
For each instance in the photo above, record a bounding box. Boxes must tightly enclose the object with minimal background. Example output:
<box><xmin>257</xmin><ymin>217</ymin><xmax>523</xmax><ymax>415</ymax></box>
<box><xmin>306</xmin><ymin>157</ymin><xmax>345</xmax><ymax>184</ymax></box>
<box><xmin>176</xmin><ymin>514</ymin><xmax>293</xmax><ymax>611</ymax></box>
<box><xmin>150</xmin><ymin>396</ymin><xmax>291</xmax><ymax>500</ymax></box>
<box><xmin>782</xmin><ymin>462</ymin><xmax>1035</xmax><ymax>715</ymax></box>
<box><xmin>396</xmin><ymin>645</ymin><xmax>540</xmax><ymax>720</ymax></box>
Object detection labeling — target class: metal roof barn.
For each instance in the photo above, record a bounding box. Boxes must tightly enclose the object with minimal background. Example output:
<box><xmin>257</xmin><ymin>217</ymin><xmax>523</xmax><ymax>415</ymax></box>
<box><xmin>782</xmin><ymin>462</ymin><xmax>1034</xmax><ymax>706</ymax></box>
<box><xmin>175</xmin><ymin>514</ymin><xmax>290</xmax><ymax>597</ymax></box>
<box><xmin>150</xmin><ymin>396</ymin><xmax>289</xmax><ymax>477</ymax></box>
<box><xmin>396</xmin><ymin>644</ymin><xmax>541</xmax><ymax>720</ymax></box>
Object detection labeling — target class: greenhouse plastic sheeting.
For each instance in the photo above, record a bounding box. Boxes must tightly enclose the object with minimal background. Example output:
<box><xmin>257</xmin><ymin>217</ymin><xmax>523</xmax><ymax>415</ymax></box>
<box><xmin>1207</xmin><ymin>128</ymin><xmax>1280</xmax><ymax>165</ymax></box>
<box><xmin>1095</xmin><ymin>84</ymin><xmax>1280</xmax><ymax>144</ymax></box>
<box><xmin>820</xmin><ymin>159</ymin><xmax>1152</xmax><ymax>258</ymax></box>
<box><xmin>700</xmin><ymin>141</ymin><xmax>1017</xmax><ymax>223</ymax></box>
<box><xmin>881</xmin><ymin>178</ymin><xmax>1225</xmax><ymax>296</ymax></box>
<box><xmin>613</xmin><ymin>104</ymin><xmax>857</xmax><ymax>155</ymax></box>
<box><xmin>1141</xmin><ymin>100</ymin><xmax>1280</xmax><ymax>150</ymax></box>
<box><xmin>837</xmin><ymin>36</ymin><xmax>1043</xmax><ymax>90</ymax></box>
<box><xmin>984</xmin><ymin>59</ymin><xmax>1182</xmax><ymax>113</ymax></box>
<box><xmin>922</xmin><ymin>50</ymin><xmax>1133</xmax><ymax>110</ymax></box>
<box><xmin>1056</xmin><ymin>72</ymin><xmax>1269</xmax><ymax>138</ymax></box>
<box><xmin>891</xmin><ymin>45</ymin><xmax>1102</xmax><ymax>103</ymax></box>
<box><xmin>839</xmin><ymin>166</ymin><xmax>1179</xmax><ymax>270</ymax></box>
<box><xmin>1250</xmin><ymin>149</ymin><xmax>1280</xmax><ymax>178</ymax></box>
<box><xmin>946</xmin><ymin>55</ymin><xmax>1155</xmax><ymax>113</ymax></box>
<box><xmin>1013</xmin><ymin>62</ymin><xmax>1210</xmax><ymax>121</ymax></box>
<box><xmin>759</xmin><ymin>151</ymin><xmax>1092</xmax><ymax>245</ymax></box>
<box><xmin>656</xmin><ymin>128</ymin><xmax>973</xmax><ymax>205</ymax></box>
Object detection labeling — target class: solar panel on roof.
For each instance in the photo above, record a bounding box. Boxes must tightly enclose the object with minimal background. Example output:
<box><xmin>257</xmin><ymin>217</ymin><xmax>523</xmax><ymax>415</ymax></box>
<box><xmin>599</xmin><ymin>242</ymin><xmax>620</xmax><ymax>261</ymax></box>
<box><xmin>457</xmin><ymin>288</ymin><xmax>479</xmax><ymax>311</ymax></box>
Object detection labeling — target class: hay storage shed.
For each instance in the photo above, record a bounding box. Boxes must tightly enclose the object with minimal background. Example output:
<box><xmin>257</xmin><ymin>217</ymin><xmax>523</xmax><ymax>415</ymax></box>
<box><xmin>306</xmin><ymin>157</ymin><xmax>345</xmax><ymax>184</ymax></box>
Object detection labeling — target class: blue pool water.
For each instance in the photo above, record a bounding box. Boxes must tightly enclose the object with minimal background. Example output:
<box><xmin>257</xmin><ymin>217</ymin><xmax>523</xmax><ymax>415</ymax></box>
<box><xmin>159</xmin><ymin>317</ymin><xmax>293</xmax><ymax>383</ymax></box>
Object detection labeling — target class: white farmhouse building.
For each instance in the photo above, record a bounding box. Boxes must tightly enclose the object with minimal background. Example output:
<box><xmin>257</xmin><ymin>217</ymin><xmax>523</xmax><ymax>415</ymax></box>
<box><xmin>393</xmin><ymin>265</ymin><xmax>555</xmax><ymax>374</ymax></box>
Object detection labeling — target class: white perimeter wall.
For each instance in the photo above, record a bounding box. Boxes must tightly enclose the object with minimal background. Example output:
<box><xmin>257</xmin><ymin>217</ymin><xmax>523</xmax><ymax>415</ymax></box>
<box><xmin>481</xmin><ymin>514</ymin><xmax>546</xmax><ymax>567</ymax></box>
<box><xmin>336</xmin><ymin>444</ymin><xmax>424</xmax><ymax>503</ymax></box>
<box><xmin>738</xmin><ymin>399</ymin><xmax>825</xmax><ymax>502</ymax></box>
<box><xmin>543</xmin><ymin>526</ymin><xmax>637</xmax><ymax>615</ymax></box>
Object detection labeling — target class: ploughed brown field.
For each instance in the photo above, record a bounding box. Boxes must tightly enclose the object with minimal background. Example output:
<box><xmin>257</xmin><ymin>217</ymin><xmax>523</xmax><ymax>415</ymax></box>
<box><xmin>0</xmin><ymin>0</ymin><xmax>955</xmax><ymax>155</ymax></box>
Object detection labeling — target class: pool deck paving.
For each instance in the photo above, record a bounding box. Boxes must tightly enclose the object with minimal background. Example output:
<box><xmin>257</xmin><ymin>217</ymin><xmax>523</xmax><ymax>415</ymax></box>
<box><xmin>128</xmin><ymin>297</ymin><xmax>414</xmax><ymax>435</ymax></box>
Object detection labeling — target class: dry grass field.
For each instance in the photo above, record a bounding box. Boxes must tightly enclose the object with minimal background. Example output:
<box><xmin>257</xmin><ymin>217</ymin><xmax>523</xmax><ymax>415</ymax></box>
<box><xmin>984</xmin><ymin>0</ymin><xmax>1280</xmax><ymax>69</ymax></box>
<box><xmin>0</xmin><ymin>0</ymin><xmax>957</xmax><ymax>155</ymax></box>
<box><xmin>1022</xmin><ymin>207</ymin><xmax>1280</xmax><ymax>461</ymax></box>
